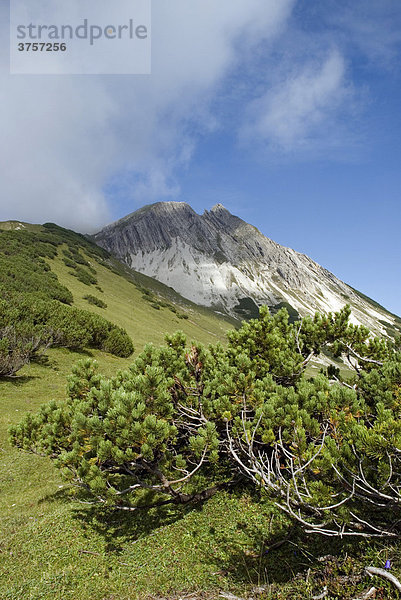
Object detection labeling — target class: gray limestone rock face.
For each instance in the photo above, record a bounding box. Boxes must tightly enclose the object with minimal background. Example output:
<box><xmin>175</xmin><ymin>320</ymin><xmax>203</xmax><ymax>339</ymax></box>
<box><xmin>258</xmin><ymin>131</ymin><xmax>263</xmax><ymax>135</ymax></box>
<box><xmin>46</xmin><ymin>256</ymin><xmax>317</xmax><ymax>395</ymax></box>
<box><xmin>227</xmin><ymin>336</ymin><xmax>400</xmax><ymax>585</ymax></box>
<box><xmin>94</xmin><ymin>201</ymin><xmax>396</xmax><ymax>334</ymax></box>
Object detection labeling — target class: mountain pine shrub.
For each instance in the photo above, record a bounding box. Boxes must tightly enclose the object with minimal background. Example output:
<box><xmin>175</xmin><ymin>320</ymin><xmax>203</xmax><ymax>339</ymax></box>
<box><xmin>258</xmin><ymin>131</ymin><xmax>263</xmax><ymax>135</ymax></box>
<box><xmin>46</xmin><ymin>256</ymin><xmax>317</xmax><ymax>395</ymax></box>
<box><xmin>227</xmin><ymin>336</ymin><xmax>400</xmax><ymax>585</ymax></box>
<box><xmin>0</xmin><ymin>324</ymin><xmax>54</xmax><ymax>376</ymax></box>
<box><xmin>83</xmin><ymin>295</ymin><xmax>107</xmax><ymax>309</ymax></box>
<box><xmin>10</xmin><ymin>305</ymin><xmax>401</xmax><ymax>538</ymax></box>
<box><xmin>70</xmin><ymin>266</ymin><xmax>97</xmax><ymax>286</ymax></box>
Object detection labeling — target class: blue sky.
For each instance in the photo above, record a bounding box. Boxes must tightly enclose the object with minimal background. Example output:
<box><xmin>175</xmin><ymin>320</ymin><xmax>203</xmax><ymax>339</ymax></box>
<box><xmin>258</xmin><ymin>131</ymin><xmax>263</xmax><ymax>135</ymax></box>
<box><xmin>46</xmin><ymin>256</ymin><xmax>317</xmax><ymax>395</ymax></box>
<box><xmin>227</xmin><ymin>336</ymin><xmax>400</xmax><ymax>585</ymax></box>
<box><xmin>1</xmin><ymin>0</ymin><xmax>400</xmax><ymax>314</ymax></box>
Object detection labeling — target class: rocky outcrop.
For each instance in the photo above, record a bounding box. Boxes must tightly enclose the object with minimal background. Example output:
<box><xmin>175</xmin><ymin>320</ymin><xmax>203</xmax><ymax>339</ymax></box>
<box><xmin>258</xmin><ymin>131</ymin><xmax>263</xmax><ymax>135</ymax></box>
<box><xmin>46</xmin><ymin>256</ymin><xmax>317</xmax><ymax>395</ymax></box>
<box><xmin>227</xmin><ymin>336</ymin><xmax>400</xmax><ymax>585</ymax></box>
<box><xmin>94</xmin><ymin>202</ymin><xmax>397</xmax><ymax>334</ymax></box>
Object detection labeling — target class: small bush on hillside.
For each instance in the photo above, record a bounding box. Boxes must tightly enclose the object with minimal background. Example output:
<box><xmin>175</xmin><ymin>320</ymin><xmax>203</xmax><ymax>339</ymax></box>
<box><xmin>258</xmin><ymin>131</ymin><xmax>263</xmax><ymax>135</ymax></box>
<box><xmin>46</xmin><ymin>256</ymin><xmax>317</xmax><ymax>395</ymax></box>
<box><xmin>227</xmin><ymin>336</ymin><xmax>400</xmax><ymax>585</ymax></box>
<box><xmin>102</xmin><ymin>327</ymin><xmax>134</xmax><ymax>357</ymax></box>
<box><xmin>83</xmin><ymin>295</ymin><xmax>107</xmax><ymax>309</ymax></box>
<box><xmin>46</xmin><ymin>302</ymin><xmax>133</xmax><ymax>357</ymax></box>
<box><xmin>62</xmin><ymin>257</ymin><xmax>77</xmax><ymax>269</ymax></box>
<box><xmin>0</xmin><ymin>330</ymin><xmax>32</xmax><ymax>376</ymax></box>
<box><xmin>68</xmin><ymin>249</ymin><xmax>89</xmax><ymax>267</ymax></box>
<box><xmin>0</xmin><ymin>296</ymin><xmax>134</xmax><ymax>370</ymax></box>
<box><xmin>71</xmin><ymin>266</ymin><xmax>97</xmax><ymax>286</ymax></box>
<box><xmin>0</xmin><ymin>324</ymin><xmax>54</xmax><ymax>376</ymax></box>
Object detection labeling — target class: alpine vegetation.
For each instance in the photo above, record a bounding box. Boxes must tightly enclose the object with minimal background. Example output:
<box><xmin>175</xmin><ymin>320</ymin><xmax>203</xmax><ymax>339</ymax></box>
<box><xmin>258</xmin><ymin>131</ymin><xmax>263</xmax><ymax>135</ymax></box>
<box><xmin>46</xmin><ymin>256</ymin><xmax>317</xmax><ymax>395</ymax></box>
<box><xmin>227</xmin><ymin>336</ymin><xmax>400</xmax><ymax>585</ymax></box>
<box><xmin>10</xmin><ymin>305</ymin><xmax>401</xmax><ymax>538</ymax></box>
<box><xmin>0</xmin><ymin>224</ymin><xmax>134</xmax><ymax>376</ymax></box>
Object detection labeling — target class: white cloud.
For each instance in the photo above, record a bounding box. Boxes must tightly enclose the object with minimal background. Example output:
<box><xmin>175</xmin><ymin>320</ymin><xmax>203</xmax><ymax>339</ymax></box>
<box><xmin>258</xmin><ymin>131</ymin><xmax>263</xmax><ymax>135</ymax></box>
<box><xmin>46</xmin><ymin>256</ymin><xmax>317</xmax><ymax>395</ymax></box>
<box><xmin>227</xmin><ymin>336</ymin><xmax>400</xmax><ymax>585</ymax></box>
<box><xmin>0</xmin><ymin>0</ymin><xmax>294</xmax><ymax>230</ymax></box>
<box><xmin>241</xmin><ymin>50</ymin><xmax>353</xmax><ymax>153</ymax></box>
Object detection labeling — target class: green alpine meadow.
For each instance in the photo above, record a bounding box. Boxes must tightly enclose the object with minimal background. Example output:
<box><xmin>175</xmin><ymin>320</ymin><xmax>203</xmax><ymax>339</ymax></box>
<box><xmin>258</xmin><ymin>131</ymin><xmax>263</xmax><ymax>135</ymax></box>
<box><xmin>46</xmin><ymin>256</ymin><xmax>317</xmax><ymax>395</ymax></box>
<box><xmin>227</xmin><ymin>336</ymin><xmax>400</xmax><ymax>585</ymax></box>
<box><xmin>1</xmin><ymin>219</ymin><xmax>401</xmax><ymax>599</ymax></box>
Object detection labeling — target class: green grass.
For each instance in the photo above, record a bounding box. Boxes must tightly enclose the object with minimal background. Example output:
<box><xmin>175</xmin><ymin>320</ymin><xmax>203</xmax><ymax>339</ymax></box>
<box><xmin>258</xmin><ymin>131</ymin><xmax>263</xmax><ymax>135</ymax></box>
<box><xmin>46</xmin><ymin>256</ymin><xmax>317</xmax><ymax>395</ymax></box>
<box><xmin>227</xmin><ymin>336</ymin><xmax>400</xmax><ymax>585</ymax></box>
<box><xmin>1</xmin><ymin>349</ymin><xmax>401</xmax><ymax>599</ymax></box>
<box><xmin>0</xmin><ymin>220</ymin><xmax>43</xmax><ymax>233</ymax></box>
<box><xmin>48</xmin><ymin>244</ymin><xmax>233</xmax><ymax>349</ymax></box>
<box><xmin>1</xmin><ymin>224</ymin><xmax>401</xmax><ymax>599</ymax></box>
<box><xmin>0</xmin><ymin>349</ymin><xmax>281</xmax><ymax>599</ymax></box>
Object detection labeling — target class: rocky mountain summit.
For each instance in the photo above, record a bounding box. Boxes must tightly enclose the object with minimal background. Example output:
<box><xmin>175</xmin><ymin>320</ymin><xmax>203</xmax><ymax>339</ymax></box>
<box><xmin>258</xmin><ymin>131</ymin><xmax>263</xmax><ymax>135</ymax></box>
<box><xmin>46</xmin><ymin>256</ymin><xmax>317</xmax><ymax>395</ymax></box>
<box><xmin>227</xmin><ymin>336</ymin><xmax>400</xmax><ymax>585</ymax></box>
<box><xmin>94</xmin><ymin>201</ymin><xmax>398</xmax><ymax>334</ymax></box>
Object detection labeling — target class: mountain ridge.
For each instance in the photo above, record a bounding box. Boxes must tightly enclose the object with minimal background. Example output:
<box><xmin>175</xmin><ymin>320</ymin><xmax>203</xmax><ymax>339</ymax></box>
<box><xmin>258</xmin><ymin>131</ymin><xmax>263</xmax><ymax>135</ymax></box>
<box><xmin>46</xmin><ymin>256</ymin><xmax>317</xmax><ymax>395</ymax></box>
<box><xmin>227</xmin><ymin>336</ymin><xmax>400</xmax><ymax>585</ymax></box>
<box><xmin>94</xmin><ymin>201</ymin><xmax>400</xmax><ymax>336</ymax></box>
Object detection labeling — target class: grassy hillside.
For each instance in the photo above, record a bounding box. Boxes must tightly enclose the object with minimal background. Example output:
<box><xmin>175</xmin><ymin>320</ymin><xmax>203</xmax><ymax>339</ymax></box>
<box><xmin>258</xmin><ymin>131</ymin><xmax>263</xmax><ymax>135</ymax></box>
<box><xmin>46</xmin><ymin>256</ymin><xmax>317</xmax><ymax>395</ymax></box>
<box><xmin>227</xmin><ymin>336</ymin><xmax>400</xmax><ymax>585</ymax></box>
<box><xmin>0</xmin><ymin>220</ymin><xmax>233</xmax><ymax>350</ymax></box>
<box><xmin>1</xmin><ymin>222</ymin><xmax>400</xmax><ymax>600</ymax></box>
<box><xmin>48</xmin><ymin>239</ymin><xmax>234</xmax><ymax>350</ymax></box>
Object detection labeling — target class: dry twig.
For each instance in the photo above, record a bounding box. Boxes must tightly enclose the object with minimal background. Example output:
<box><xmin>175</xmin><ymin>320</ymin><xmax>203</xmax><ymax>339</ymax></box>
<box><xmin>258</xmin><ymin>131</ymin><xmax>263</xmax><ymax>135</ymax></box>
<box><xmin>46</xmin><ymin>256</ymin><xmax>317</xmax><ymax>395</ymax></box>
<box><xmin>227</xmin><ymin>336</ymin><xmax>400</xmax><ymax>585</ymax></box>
<box><xmin>365</xmin><ymin>566</ymin><xmax>401</xmax><ymax>592</ymax></box>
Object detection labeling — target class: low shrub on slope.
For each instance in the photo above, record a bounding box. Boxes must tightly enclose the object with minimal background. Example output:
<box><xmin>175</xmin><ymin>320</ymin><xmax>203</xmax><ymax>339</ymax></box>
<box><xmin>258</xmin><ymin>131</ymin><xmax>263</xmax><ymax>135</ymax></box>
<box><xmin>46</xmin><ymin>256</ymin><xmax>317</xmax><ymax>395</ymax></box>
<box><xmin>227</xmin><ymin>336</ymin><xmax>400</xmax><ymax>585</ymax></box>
<box><xmin>11</xmin><ymin>305</ymin><xmax>401</xmax><ymax>540</ymax></box>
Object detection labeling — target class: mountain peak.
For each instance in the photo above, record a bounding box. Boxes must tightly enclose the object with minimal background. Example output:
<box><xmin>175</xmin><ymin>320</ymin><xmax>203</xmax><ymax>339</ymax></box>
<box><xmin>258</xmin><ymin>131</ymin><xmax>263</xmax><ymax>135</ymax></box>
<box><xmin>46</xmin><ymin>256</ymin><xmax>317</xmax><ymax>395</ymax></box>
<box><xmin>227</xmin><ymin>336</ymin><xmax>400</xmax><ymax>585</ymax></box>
<box><xmin>94</xmin><ymin>201</ymin><xmax>395</xmax><ymax>334</ymax></box>
<box><xmin>210</xmin><ymin>203</ymin><xmax>229</xmax><ymax>213</ymax></box>
<box><xmin>136</xmin><ymin>201</ymin><xmax>194</xmax><ymax>216</ymax></box>
<box><xmin>153</xmin><ymin>201</ymin><xmax>191</xmax><ymax>210</ymax></box>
